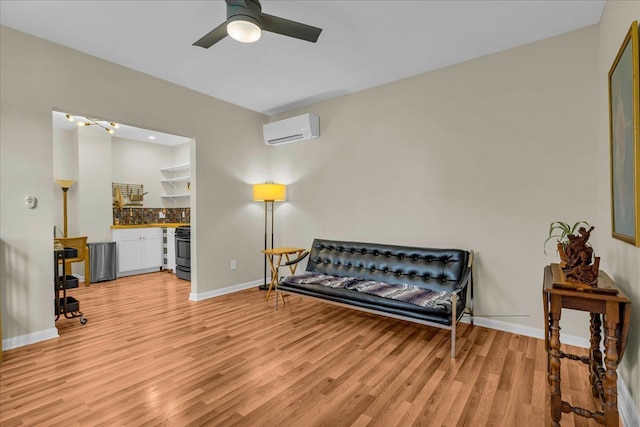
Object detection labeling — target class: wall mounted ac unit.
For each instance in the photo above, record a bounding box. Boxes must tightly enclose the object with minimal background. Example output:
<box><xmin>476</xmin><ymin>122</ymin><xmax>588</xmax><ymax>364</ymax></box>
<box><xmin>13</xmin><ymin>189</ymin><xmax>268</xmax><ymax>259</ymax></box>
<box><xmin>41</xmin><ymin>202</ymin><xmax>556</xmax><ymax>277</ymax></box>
<box><xmin>263</xmin><ymin>113</ymin><xmax>319</xmax><ymax>146</ymax></box>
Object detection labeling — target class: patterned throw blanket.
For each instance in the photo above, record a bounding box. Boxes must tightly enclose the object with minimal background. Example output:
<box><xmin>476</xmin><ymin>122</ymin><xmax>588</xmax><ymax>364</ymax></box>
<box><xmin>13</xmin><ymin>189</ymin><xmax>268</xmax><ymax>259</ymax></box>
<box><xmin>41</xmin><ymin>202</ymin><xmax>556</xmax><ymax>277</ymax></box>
<box><xmin>283</xmin><ymin>273</ymin><xmax>453</xmax><ymax>309</ymax></box>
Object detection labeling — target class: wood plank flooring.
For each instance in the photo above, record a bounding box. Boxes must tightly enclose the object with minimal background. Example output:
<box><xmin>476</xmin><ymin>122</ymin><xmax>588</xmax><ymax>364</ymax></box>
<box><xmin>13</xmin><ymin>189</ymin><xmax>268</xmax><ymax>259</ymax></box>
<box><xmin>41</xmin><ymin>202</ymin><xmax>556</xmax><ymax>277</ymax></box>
<box><xmin>0</xmin><ymin>272</ymin><xmax>606</xmax><ymax>426</ymax></box>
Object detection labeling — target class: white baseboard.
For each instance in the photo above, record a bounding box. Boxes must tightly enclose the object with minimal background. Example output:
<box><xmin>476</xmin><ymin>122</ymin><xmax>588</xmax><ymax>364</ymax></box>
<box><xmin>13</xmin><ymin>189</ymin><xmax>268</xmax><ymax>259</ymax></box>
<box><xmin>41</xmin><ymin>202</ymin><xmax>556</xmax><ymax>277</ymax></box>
<box><xmin>460</xmin><ymin>315</ymin><xmax>591</xmax><ymax>348</ymax></box>
<box><xmin>189</xmin><ymin>279</ymin><xmax>262</xmax><ymax>301</ymax></box>
<box><xmin>117</xmin><ymin>267</ymin><xmax>160</xmax><ymax>278</ymax></box>
<box><xmin>618</xmin><ymin>375</ymin><xmax>640</xmax><ymax>427</ymax></box>
<box><xmin>2</xmin><ymin>327</ymin><xmax>59</xmax><ymax>351</ymax></box>
<box><xmin>460</xmin><ymin>315</ymin><xmax>637</xmax><ymax>426</ymax></box>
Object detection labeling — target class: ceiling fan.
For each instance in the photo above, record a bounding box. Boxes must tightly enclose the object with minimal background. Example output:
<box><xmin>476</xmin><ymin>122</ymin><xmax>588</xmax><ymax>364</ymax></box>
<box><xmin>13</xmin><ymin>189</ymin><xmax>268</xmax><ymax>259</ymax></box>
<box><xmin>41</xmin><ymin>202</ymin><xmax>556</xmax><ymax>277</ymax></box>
<box><xmin>193</xmin><ymin>0</ymin><xmax>323</xmax><ymax>48</ymax></box>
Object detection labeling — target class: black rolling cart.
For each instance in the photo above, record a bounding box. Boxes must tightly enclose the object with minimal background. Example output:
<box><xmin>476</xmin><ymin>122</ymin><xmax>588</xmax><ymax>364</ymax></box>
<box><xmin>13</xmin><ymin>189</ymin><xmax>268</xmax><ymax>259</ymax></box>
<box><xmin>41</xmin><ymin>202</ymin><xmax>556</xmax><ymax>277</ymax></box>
<box><xmin>55</xmin><ymin>247</ymin><xmax>87</xmax><ymax>325</ymax></box>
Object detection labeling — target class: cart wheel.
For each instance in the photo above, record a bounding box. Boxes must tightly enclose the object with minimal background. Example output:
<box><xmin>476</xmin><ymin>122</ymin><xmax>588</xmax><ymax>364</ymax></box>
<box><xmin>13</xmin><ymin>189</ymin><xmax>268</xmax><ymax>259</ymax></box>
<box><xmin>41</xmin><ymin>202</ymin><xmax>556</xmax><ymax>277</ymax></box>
<box><xmin>80</xmin><ymin>316</ymin><xmax>88</xmax><ymax>325</ymax></box>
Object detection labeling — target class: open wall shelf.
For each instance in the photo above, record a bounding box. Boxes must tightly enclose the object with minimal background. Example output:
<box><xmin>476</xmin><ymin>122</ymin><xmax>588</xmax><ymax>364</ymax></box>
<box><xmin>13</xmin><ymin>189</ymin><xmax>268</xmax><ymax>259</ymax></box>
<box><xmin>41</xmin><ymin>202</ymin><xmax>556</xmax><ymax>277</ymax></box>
<box><xmin>160</xmin><ymin>164</ymin><xmax>190</xmax><ymax>202</ymax></box>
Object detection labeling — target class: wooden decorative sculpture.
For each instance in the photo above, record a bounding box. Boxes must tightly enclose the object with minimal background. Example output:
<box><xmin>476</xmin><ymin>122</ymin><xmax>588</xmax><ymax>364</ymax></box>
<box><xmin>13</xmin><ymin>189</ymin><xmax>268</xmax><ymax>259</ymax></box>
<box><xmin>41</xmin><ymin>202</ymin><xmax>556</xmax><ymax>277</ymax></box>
<box><xmin>562</xmin><ymin>226</ymin><xmax>599</xmax><ymax>285</ymax></box>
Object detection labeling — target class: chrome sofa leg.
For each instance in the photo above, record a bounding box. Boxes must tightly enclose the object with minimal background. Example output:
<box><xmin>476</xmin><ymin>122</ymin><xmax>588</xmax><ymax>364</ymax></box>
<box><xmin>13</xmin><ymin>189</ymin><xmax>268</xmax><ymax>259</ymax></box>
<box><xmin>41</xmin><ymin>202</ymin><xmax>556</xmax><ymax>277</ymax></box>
<box><xmin>451</xmin><ymin>293</ymin><xmax>457</xmax><ymax>358</ymax></box>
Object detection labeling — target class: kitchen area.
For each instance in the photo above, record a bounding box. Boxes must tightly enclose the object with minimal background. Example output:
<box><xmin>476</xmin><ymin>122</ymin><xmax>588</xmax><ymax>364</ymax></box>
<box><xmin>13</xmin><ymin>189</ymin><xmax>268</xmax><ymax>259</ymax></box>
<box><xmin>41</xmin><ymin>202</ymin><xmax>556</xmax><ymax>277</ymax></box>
<box><xmin>53</xmin><ymin>111</ymin><xmax>193</xmax><ymax>283</ymax></box>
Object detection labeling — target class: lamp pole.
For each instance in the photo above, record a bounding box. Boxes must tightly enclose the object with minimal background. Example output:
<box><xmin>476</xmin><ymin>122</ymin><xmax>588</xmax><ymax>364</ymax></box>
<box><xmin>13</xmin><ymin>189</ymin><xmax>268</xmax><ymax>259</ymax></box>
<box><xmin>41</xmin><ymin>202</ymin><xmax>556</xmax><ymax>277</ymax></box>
<box><xmin>56</xmin><ymin>179</ymin><xmax>75</xmax><ymax>238</ymax></box>
<box><xmin>61</xmin><ymin>186</ymin><xmax>70</xmax><ymax>238</ymax></box>
<box><xmin>261</xmin><ymin>200</ymin><xmax>269</xmax><ymax>289</ymax></box>
<box><xmin>270</xmin><ymin>200</ymin><xmax>275</xmax><ymax>254</ymax></box>
<box><xmin>259</xmin><ymin>199</ymin><xmax>275</xmax><ymax>290</ymax></box>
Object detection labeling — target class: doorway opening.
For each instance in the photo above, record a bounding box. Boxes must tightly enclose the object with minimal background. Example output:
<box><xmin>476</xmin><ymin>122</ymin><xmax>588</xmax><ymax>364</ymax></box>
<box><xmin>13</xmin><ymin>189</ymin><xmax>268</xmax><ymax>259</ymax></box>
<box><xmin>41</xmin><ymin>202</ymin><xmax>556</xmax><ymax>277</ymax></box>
<box><xmin>51</xmin><ymin>110</ymin><xmax>194</xmax><ymax>288</ymax></box>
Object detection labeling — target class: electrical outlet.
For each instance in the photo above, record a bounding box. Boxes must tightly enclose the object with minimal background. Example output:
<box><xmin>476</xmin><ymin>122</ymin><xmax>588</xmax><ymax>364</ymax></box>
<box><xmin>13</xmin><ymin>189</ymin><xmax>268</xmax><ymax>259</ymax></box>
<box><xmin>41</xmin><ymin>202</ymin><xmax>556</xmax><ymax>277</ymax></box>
<box><xmin>230</xmin><ymin>260</ymin><xmax>237</xmax><ymax>270</ymax></box>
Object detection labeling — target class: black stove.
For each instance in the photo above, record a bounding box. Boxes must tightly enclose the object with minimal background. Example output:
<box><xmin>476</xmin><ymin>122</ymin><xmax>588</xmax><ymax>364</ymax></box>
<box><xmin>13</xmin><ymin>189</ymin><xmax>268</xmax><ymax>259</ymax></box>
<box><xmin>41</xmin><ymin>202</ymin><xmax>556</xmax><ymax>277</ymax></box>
<box><xmin>176</xmin><ymin>226</ymin><xmax>191</xmax><ymax>281</ymax></box>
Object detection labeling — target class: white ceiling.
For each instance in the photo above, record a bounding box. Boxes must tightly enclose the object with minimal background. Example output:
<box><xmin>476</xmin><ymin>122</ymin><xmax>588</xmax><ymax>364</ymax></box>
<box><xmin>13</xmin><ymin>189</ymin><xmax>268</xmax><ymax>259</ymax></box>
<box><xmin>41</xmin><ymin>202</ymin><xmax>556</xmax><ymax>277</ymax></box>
<box><xmin>2</xmin><ymin>0</ymin><xmax>605</xmax><ymax>118</ymax></box>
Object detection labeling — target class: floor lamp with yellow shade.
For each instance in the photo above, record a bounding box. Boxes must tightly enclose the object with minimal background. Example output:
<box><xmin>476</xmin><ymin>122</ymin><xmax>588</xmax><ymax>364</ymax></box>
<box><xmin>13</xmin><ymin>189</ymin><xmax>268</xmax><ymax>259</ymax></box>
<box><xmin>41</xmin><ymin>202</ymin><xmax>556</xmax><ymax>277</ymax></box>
<box><xmin>253</xmin><ymin>183</ymin><xmax>286</xmax><ymax>290</ymax></box>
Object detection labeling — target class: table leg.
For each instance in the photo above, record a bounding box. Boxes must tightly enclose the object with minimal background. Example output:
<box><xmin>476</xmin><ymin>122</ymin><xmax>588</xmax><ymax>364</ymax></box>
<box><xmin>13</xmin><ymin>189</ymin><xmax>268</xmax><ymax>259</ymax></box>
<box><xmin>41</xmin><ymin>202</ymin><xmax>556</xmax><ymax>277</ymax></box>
<box><xmin>543</xmin><ymin>292</ymin><xmax>550</xmax><ymax>383</ymax></box>
<box><xmin>287</xmin><ymin>250</ymin><xmax>304</xmax><ymax>275</ymax></box>
<box><xmin>549</xmin><ymin>294</ymin><xmax>562</xmax><ymax>427</ymax></box>
<box><xmin>589</xmin><ymin>313</ymin><xmax>603</xmax><ymax>399</ymax></box>
<box><xmin>603</xmin><ymin>304</ymin><xmax>620</xmax><ymax>427</ymax></box>
<box><xmin>265</xmin><ymin>254</ymin><xmax>279</xmax><ymax>302</ymax></box>
<box><xmin>275</xmin><ymin>251</ymin><xmax>303</xmax><ymax>307</ymax></box>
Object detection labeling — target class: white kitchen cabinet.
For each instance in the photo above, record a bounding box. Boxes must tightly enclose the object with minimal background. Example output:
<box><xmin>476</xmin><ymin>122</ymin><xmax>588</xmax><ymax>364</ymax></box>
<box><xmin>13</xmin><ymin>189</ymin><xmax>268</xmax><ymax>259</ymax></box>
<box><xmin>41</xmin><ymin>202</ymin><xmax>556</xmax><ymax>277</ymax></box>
<box><xmin>112</xmin><ymin>227</ymin><xmax>163</xmax><ymax>277</ymax></box>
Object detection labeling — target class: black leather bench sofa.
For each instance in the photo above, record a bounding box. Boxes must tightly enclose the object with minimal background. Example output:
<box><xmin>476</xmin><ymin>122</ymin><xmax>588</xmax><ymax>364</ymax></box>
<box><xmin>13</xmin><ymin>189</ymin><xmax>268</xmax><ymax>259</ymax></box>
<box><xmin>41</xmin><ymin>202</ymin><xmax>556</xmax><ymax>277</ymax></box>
<box><xmin>279</xmin><ymin>238</ymin><xmax>474</xmax><ymax>357</ymax></box>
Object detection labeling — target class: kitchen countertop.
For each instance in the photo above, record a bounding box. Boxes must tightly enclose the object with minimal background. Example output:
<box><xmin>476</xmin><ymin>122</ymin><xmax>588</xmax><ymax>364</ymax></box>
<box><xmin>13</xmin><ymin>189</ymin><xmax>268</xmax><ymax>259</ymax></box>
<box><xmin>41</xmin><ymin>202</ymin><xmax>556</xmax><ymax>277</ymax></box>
<box><xmin>111</xmin><ymin>223</ymin><xmax>189</xmax><ymax>229</ymax></box>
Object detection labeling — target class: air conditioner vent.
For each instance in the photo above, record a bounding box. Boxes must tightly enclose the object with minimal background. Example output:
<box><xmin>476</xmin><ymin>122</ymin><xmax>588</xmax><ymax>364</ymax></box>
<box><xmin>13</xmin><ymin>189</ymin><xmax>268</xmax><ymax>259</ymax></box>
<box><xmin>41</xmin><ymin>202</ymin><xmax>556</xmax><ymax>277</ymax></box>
<box><xmin>267</xmin><ymin>134</ymin><xmax>304</xmax><ymax>145</ymax></box>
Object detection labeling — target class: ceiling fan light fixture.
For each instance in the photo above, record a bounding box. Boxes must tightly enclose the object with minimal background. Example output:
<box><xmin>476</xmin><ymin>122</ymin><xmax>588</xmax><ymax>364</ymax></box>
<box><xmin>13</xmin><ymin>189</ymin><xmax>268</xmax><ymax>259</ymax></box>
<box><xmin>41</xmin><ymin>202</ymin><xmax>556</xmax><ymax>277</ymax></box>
<box><xmin>227</xmin><ymin>17</ymin><xmax>261</xmax><ymax>43</ymax></box>
<box><xmin>192</xmin><ymin>0</ymin><xmax>321</xmax><ymax>49</ymax></box>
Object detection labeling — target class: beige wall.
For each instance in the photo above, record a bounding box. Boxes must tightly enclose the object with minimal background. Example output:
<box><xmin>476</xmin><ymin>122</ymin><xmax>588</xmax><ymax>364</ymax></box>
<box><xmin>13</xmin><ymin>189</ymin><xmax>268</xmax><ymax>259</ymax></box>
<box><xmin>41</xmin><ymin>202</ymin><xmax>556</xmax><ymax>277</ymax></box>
<box><xmin>270</xmin><ymin>16</ymin><xmax>640</xmax><ymax>417</ymax></box>
<box><xmin>597</xmin><ymin>0</ymin><xmax>640</xmax><ymax>416</ymax></box>
<box><xmin>0</xmin><ymin>26</ymin><xmax>269</xmax><ymax>345</ymax></box>
<box><xmin>272</xmin><ymin>25</ymin><xmax>600</xmax><ymax>337</ymax></box>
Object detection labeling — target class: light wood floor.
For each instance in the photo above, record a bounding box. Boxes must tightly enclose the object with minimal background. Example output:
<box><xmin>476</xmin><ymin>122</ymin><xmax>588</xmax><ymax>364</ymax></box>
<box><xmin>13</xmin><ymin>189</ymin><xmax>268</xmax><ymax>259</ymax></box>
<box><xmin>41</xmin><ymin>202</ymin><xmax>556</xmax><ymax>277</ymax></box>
<box><xmin>1</xmin><ymin>272</ymin><xmax>605</xmax><ymax>426</ymax></box>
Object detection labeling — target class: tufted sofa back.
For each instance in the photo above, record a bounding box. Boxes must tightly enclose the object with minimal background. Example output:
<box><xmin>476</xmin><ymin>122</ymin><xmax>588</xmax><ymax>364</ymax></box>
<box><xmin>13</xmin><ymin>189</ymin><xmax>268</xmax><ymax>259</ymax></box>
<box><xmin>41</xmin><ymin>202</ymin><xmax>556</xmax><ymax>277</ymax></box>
<box><xmin>306</xmin><ymin>238</ymin><xmax>470</xmax><ymax>293</ymax></box>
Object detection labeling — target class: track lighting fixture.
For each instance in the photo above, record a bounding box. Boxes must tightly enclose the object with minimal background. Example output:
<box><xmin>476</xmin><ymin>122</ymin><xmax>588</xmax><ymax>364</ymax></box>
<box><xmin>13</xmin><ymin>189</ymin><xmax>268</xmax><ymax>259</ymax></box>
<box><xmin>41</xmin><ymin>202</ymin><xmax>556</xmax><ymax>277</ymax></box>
<box><xmin>64</xmin><ymin>114</ymin><xmax>118</xmax><ymax>135</ymax></box>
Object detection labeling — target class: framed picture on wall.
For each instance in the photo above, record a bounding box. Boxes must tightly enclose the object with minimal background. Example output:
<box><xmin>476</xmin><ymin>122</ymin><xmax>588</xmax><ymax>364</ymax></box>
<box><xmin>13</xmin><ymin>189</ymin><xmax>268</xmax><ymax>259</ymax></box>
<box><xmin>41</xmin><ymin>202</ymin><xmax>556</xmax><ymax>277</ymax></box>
<box><xmin>609</xmin><ymin>21</ymin><xmax>639</xmax><ymax>246</ymax></box>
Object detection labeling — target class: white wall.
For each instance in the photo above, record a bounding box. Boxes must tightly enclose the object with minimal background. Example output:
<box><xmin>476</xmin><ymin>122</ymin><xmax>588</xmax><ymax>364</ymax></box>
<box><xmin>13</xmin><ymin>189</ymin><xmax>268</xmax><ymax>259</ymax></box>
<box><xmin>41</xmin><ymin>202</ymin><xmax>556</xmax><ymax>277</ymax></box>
<box><xmin>272</xmin><ymin>25</ymin><xmax>600</xmax><ymax>338</ymax></box>
<box><xmin>0</xmin><ymin>25</ymin><xmax>268</xmax><ymax>346</ymax></box>
<box><xmin>112</xmin><ymin>137</ymin><xmax>173</xmax><ymax>208</ymax></box>
<box><xmin>172</xmin><ymin>142</ymin><xmax>190</xmax><ymax>166</ymax></box>
<box><xmin>596</xmin><ymin>0</ymin><xmax>640</xmax><ymax>417</ymax></box>
<box><xmin>52</xmin><ymin>128</ymin><xmax>78</xmax><ymax>237</ymax></box>
<box><xmin>53</xmin><ymin>126</ymin><xmax>112</xmax><ymax>275</ymax></box>
<box><xmin>78</xmin><ymin>126</ymin><xmax>113</xmax><ymax>243</ymax></box>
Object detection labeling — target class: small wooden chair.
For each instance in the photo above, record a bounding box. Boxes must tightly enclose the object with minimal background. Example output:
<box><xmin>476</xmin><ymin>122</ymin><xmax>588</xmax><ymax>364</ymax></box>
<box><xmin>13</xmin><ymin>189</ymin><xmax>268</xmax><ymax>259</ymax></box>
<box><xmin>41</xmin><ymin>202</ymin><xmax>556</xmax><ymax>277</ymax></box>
<box><xmin>54</xmin><ymin>236</ymin><xmax>90</xmax><ymax>286</ymax></box>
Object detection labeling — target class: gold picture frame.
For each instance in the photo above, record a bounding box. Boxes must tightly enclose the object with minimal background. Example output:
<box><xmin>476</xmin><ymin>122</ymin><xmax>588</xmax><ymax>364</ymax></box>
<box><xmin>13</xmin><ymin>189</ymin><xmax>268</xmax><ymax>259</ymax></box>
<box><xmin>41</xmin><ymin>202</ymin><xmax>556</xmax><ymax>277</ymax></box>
<box><xmin>609</xmin><ymin>21</ymin><xmax>640</xmax><ymax>246</ymax></box>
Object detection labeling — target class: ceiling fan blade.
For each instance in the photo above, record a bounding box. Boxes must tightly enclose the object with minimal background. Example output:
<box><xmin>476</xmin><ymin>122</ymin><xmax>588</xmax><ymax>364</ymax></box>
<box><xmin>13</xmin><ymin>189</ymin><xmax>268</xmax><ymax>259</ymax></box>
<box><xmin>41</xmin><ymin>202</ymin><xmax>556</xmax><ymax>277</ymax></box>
<box><xmin>261</xmin><ymin>14</ymin><xmax>322</xmax><ymax>43</ymax></box>
<box><xmin>193</xmin><ymin>22</ymin><xmax>228</xmax><ymax>48</ymax></box>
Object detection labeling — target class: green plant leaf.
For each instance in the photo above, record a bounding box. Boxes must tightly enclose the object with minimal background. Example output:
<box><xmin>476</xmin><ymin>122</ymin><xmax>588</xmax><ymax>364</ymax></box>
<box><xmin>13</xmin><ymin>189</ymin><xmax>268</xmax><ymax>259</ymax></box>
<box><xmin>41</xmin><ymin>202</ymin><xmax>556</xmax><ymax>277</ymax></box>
<box><xmin>570</xmin><ymin>220</ymin><xmax>590</xmax><ymax>235</ymax></box>
<box><xmin>543</xmin><ymin>220</ymin><xmax>591</xmax><ymax>255</ymax></box>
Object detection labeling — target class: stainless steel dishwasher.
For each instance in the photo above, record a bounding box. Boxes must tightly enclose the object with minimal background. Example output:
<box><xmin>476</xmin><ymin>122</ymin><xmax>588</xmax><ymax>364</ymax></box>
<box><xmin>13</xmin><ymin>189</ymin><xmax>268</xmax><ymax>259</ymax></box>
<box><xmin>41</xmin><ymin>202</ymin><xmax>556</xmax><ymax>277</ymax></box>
<box><xmin>87</xmin><ymin>242</ymin><xmax>117</xmax><ymax>282</ymax></box>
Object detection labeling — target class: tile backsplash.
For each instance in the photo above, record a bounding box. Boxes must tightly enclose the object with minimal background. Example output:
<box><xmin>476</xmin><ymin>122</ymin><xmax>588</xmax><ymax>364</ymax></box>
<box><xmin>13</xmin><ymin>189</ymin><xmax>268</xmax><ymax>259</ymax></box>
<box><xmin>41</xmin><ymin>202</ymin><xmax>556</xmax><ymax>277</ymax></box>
<box><xmin>114</xmin><ymin>207</ymin><xmax>190</xmax><ymax>225</ymax></box>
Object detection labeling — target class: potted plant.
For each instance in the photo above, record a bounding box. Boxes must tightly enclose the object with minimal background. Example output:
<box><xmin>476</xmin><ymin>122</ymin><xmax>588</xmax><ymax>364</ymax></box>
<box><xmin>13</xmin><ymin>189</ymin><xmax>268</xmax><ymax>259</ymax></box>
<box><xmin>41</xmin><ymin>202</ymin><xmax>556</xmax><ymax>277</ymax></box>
<box><xmin>544</xmin><ymin>221</ymin><xmax>591</xmax><ymax>264</ymax></box>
